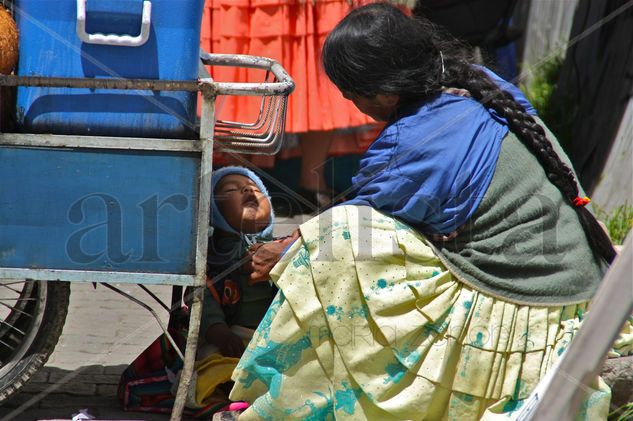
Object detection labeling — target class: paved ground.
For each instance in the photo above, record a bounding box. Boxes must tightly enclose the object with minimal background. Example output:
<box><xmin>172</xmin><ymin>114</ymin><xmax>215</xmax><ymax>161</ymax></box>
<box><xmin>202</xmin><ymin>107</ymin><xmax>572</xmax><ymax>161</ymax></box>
<box><xmin>0</xmin><ymin>216</ymin><xmax>307</xmax><ymax>421</ymax></box>
<box><xmin>1</xmin><ymin>282</ymin><xmax>177</xmax><ymax>421</ymax></box>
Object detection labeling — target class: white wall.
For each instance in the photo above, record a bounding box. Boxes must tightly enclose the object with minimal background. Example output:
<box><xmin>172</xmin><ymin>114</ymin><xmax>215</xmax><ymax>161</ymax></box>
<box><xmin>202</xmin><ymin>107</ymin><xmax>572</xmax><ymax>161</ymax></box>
<box><xmin>592</xmin><ymin>99</ymin><xmax>633</xmax><ymax>212</ymax></box>
<box><xmin>521</xmin><ymin>0</ymin><xmax>579</xmax><ymax>84</ymax></box>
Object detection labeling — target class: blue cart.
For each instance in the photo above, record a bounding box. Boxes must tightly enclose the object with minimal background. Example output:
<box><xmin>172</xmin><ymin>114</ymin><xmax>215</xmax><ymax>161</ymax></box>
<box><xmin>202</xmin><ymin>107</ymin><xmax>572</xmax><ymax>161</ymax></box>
<box><xmin>0</xmin><ymin>38</ymin><xmax>293</xmax><ymax>420</ymax></box>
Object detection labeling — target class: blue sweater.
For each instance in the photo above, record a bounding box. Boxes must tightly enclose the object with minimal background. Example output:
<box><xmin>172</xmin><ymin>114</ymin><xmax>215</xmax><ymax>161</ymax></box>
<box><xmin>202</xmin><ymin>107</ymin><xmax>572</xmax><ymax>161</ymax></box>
<box><xmin>345</xmin><ymin>68</ymin><xmax>535</xmax><ymax>235</ymax></box>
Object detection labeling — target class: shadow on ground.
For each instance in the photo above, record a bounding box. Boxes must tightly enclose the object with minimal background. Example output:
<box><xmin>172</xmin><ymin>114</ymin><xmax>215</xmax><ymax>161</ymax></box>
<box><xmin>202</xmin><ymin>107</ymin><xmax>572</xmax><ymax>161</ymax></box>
<box><xmin>0</xmin><ymin>365</ymin><xmax>196</xmax><ymax>421</ymax></box>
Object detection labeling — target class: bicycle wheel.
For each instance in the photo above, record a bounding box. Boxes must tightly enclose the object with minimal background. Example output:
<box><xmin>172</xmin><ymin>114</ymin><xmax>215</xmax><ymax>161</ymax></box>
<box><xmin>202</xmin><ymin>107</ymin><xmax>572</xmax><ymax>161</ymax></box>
<box><xmin>0</xmin><ymin>280</ymin><xmax>70</xmax><ymax>403</ymax></box>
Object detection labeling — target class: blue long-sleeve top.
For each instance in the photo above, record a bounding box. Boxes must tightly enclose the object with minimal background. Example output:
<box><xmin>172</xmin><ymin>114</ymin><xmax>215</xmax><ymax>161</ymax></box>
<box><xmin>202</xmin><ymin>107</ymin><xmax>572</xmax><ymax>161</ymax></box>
<box><xmin>344</xmin><ymin>68</ymin><xmax>536</xmax><ymax>235</ymax></box>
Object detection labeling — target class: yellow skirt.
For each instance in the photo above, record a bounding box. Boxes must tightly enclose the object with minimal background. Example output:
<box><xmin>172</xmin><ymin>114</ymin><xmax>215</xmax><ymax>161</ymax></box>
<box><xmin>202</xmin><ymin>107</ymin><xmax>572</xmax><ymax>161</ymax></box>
<box><xmin>229</xmin><ymin>205</ymin><xmax>611</xmax><ymax>420</ymax></box>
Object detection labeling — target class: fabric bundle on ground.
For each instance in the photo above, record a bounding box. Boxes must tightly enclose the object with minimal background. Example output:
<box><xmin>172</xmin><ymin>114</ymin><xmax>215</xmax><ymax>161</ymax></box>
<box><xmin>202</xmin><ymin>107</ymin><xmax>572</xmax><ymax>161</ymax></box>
<box><xmin>117</xmin><ymin>327</ymin><xmax>246</xmax><ymax>418</ymax></box>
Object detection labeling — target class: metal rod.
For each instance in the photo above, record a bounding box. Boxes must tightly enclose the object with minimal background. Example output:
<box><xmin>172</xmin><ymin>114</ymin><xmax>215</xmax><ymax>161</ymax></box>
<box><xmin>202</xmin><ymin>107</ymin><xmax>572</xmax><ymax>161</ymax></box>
<box><xmin>200</xmin><ymin>53</ymin><xmax>293</xmax><ymax>88</ymax></box>
<box><xmin>214</xmin><ymin>72</ymin><xmax>277</xmax><ymax>129</ymax></box>
<box><xmin>0</xmin><ymin>281</ymin><xmax>28</xmax><ymax>286</ymax></box>
<box><xmin>0</xmin><ymin>269</ymin><xmax>196</xmax><ymax>286</ymax></box>
<box><xmin>0</xmin><ymin>56</ymin><xmax>295</xmax><ymax>97</ymax></box>
<box><xmin>171</xmin><ymin>88</ymin><xmax>215</xmax><ymax>421</ymax></box>
<box><xmin>0</xmin><ymin>318</ymin><xmax>26</xmax><ymax>336</ymax></box>
<box><xmin>138</xmin><ymin>284</ymin><xmax>171</xmax><ymax>313</ymax></box>
<box><xmin>0</xmin><ymin>297</ymin><xmax>36</xmax><ymax>301</ymax></box>
<box><xmin>0</xmin><ymin>282</ymin><xmax>26</xmax><ymax>293</ymax></box>
<box><xmin>0</xmin><ymin>338</ymin><xmax>16</xmax><ymax>351</ymax></box>
<box><xmin>199</xmin><ymin>53</ymin><xmax>294</xmax><ymax>96</ymax></box>
<box><xmin>0</xmin><ymin>133</ymin><xmax>202</xmax><ymax>152</ymax></box>
<box><xmin>171</xmin><ymin>286</ymin><xmax>203</xmax><ymax>421</ymax></box>
<box><xmin>100</xmin><ymin>283</ymin><xmax>185</xmax><ymax>362</ymax></box>
<box><xmin>0</xmin><ymin>300</ymin><xmax>33</xmax><ymax>317</ymax></box>
<box><xmin>169</xmin><ymin>286</ymin><xmax>184</xmax><ymax>330</ymax></box>
<box><xmin>0</xmin><ymin>75</ymin><xmax>201</xmax><ymax>92</ymax></box>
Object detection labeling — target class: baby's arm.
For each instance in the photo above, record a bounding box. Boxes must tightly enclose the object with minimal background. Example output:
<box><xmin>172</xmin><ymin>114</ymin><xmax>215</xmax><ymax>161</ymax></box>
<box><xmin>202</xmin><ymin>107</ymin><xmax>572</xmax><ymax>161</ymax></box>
<box><xmin>205</xmin><ymin>322</ymin><xmax>245</xmax><ymax>357</ymax></box>
<box><xmin>201</xmin><ymin>284</ymin><xmax>245</xmax><ymax>357</ymax></box>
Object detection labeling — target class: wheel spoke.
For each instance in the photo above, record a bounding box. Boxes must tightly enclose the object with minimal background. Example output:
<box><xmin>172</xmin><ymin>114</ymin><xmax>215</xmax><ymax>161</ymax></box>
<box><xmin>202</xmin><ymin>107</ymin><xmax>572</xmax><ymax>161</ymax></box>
<box><xmin>0</xmin><ymin>337</ymin><xmax>16</xmax><ymax>351</ymax></box>
<box><xmin>0</xmin><ymin>282</ymin><xmax>27</xmax><ymax>294</ymax></box>
<box><xmin>0</xmin><ymin>319</ymin><xmax>26</xmax><ymax>336</ymax></box>
<box><xmin>0</xmin><ymin>301</ymin><xmax>33</xmax><ymax>317</ymax></box>
<box><xmin>0</xmin><ymin>297</ymin><xmax>37</xmax><ymax>301</ymax></box>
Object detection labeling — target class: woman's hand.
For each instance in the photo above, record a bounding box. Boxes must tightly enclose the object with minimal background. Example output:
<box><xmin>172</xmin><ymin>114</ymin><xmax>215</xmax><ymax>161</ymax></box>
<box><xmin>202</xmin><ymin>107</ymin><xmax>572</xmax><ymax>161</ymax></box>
<box><xmin>205</xmin><ymin>323</ymin><xmax>245</xmax><ymax>358</ymax></box>
<box><xmin>248</xmin><ymin>229</ymin><xmax>300</xmax><ymax>283</ymax></box>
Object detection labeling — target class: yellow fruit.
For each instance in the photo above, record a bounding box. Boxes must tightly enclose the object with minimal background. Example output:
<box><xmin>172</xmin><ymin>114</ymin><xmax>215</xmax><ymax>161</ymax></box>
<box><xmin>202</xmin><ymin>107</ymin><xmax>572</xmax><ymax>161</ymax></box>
<box><xmin>0</xmin><ymin>7</ymin><xmax>18</xmax><ymax>75</ymax></box>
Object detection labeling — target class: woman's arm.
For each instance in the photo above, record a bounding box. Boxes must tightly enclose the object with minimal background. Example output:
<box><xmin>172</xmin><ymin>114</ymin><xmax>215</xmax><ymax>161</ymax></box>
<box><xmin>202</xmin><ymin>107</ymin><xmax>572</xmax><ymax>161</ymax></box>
<box><xmin>248</xmin><ymin>230</ymin><xmax>300</xmax><ymax>282</ymax></box>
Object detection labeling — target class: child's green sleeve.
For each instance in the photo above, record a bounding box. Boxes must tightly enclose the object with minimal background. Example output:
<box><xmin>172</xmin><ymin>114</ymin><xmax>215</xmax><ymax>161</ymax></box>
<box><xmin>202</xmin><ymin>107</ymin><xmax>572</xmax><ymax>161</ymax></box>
<box><xmin>199</xmin><ymin>287</ymin><xmax>227</xmax><ymax>338</ymax></box>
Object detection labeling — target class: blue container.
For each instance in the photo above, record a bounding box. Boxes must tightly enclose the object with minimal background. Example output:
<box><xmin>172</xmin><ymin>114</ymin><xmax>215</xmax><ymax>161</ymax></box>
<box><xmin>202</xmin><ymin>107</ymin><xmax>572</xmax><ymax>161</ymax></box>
<box><xmin>15</xmin><ymin>0</ymin><xmax>204</xmax><ymax>138</ymax></box>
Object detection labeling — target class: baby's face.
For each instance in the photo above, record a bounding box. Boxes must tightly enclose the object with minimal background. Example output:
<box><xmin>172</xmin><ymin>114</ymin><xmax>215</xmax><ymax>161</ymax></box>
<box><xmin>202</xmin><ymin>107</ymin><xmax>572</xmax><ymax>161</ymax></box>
<box><xmin>215</xmin><ymin>174</ymin><xmax>271</xmax><ymax>234</ymax></box>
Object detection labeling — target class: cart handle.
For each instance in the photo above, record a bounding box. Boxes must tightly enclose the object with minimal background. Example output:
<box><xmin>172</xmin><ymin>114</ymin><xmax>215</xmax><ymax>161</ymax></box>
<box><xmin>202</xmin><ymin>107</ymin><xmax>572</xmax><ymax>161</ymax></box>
<box><xmin>199</xmin><ymin>53</ymin><xmax>295</xmax><ymax>97</ymax></box>
<box><xmin>76</xmin><ymin>0</ymin><xmax>152</xmax><ymax>47</ymax></box>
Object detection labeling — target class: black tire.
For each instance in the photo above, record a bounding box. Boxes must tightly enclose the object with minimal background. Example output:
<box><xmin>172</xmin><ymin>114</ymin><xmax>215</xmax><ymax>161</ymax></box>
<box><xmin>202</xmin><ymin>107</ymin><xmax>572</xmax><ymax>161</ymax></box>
<box><xmin>0</xmin><ymin>280</ymin><xmax>70</xmax><ymax>404</ymax></box>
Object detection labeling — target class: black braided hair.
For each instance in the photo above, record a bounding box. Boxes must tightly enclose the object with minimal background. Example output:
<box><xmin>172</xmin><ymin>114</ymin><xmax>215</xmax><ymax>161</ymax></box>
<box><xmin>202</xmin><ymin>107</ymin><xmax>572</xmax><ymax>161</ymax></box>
<box><xmin>322</xmin><ymin>3</ymin><xmax>616</xmax><ymax>264</ymax></box>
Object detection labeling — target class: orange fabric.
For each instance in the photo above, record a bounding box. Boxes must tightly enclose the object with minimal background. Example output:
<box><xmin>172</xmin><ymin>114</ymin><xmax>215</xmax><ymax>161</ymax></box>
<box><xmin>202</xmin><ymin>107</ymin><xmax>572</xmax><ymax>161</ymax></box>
<box><xmin>201</xmin><ymin>0</ymin><xmax>377</xmax><ymax>134</ymax></box>
<box><xmin>205</xmin><ymin>276</ymin><xmax>223</xmax><ymax>304</ymax></box>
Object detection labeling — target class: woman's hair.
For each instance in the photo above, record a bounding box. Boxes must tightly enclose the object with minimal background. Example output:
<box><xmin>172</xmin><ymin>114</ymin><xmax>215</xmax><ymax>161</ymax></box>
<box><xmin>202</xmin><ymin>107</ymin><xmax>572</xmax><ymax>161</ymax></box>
<box><xmin>323</xmin><ymin>3</ymin><xmax>616</xmax><ymax>264</ymax></box>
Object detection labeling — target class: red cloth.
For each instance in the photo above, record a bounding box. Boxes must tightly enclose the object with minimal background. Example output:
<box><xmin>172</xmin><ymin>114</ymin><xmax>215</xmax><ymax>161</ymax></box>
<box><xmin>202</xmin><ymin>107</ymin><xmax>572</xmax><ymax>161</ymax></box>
<box><xmin>201</xmin><ymin>0</ymin><xmax>377</xmax><ymax>134</ymax></box>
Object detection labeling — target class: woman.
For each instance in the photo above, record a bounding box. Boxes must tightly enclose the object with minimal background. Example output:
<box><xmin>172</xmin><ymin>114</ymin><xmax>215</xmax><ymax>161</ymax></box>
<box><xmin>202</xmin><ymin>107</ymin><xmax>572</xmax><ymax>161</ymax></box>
<box><xmin>227</xmin><ymin>4</ymin><xmax>620</xmax><ymax>420</ymax></box>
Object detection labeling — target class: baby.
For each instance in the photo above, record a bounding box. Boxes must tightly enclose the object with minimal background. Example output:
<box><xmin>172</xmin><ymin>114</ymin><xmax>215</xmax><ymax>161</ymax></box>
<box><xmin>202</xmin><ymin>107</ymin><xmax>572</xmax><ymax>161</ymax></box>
<box><xmin>202</xmin><ymin>166</ymin><xmax>277</xmax><ymax>358</ymax></box>
<box><xmin>118</xmin><ymin>166</ymin><xmax>278</xmax><ymax>416</ymax></box>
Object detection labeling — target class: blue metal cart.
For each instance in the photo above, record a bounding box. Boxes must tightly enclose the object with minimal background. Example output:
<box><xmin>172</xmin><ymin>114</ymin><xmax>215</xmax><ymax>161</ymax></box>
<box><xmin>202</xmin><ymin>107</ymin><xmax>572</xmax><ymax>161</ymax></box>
<box><xmin>0</xmin><ymin>47</ymin><xmax>294</xmax><ymax>420</ymax></box>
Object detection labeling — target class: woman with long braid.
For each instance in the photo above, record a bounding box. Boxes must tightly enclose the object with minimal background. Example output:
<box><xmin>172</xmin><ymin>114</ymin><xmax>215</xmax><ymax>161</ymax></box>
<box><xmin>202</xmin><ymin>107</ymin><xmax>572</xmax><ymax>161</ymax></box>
<box><xmin>222</xmin><ymin>4</ymin><xmax>626</xmax><ymax>419</ymax></box>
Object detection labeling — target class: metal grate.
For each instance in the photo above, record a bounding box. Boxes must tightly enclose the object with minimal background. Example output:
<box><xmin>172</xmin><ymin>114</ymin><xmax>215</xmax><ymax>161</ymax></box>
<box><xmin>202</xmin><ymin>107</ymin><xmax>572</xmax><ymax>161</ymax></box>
<box><xmin>199</xmin><ymin>53</ymin><xmax>295</xmax><ymax>155</ymax></box>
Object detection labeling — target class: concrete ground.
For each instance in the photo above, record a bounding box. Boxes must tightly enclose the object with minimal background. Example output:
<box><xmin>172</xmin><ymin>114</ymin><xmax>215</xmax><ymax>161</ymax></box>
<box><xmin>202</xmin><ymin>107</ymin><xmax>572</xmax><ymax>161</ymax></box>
<box><xmin>0</xmin><ymin>216</ymin><xmax>307</xmax><ymax>421</ymax></box>
<box><xmin>0</xmin><ymin>282</ymin><xmax>179</xmax><ymax>421</ymax></box>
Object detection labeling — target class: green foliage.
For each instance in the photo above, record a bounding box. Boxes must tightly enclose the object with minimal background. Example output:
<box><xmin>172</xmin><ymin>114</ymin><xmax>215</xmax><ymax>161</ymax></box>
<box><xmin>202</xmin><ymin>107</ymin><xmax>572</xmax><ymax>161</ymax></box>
<box><xmin>522</xmin><ymin>56</ymin><xmax>562</xmax><ymax>115</ymax></box>
<box><xmin>520</xmin><ymin>55</ymin><xmax>576</xmax><ymax>150</ymax></box>
<box><xmin>594</xmin><ymin>201</ymin><xmax>633</xmax><ymax>245</ymax></box>
<box><xmin>608</xmin><ymin>402</ymin><xmax>633</xmax><ymax>421</ymax></box>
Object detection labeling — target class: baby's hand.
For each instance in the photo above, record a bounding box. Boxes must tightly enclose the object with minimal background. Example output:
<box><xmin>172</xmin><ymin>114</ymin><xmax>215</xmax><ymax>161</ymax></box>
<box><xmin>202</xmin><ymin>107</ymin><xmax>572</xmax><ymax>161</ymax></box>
<box><xmin>206</xmin><ymin>323</ymin><xmax>245</xmax><ymax>358</ymax></box>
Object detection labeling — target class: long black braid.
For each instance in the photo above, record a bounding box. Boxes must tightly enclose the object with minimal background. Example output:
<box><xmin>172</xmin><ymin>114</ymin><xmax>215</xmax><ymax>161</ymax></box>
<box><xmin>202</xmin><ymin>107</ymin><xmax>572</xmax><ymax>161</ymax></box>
<box><xmin>323</xmin><ymin>3</ymin><xmax>616</xmax><ymax>264</ymax></box>
<box><xmin>446</xmin><ymin>62</ymin><xmax>616</xmax><ymax>263</ymax></box>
